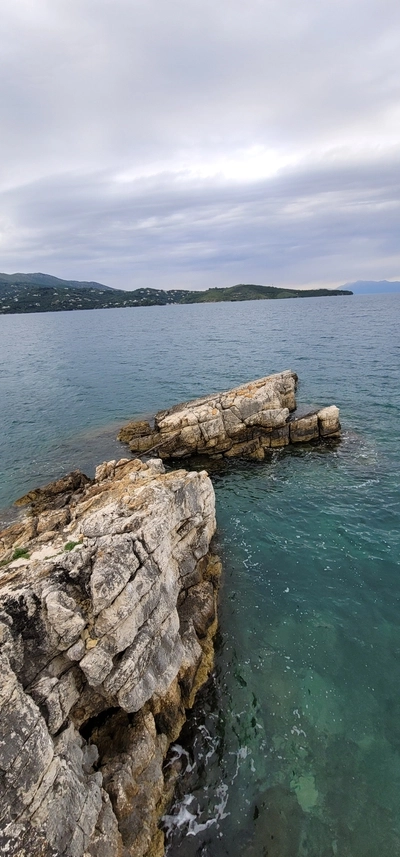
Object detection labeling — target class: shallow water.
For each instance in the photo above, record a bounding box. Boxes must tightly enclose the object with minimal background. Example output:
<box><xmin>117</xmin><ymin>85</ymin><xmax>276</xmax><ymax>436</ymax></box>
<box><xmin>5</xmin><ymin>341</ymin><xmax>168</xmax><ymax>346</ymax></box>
<box><xmin>1</xmin><ymin>295</ymin><xmax>399</xmax><ymax>855</ymax></box>
<box><xmin>164</xmin><ymin>436</ymin><xmax>400</xmax><ymax>856</ymax></box>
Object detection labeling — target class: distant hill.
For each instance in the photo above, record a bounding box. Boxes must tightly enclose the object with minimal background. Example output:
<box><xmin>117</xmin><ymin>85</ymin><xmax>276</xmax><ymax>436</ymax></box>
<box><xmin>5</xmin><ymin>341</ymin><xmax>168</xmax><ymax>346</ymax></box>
<box><xmin>344</xmin><ymin>280</ymin><xmax>400</xmax><ymax>295</ymax></box>
<box><xmin>180</xmin><ymin>283</ymin><xmax>352</xmax><ymax>303</ymax></box>
<box><xmin>0</xmin><ymin>274</ymin><xmax>352</xmax><ymax>315</ymax></box>
<box><xmin>0</xmin><ymin>272</ymin><xmax>113</xmax><ymax>290</ymax></box>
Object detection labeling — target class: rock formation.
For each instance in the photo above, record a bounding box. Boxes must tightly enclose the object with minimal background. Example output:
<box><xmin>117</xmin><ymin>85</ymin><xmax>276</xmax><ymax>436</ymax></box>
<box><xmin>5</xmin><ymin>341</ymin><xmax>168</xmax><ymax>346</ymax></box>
<box><xmin>0</xmin><ymin>458</ymin><xmax>220</xmax><ymax>857</ymax></box>
<box><xmin>118</xmin><ymin>371</ymin><xmax>341</xmax><ymax>461</ymax></box>
<box><xmin>0</xmin><ymin>372</ymin><xmax>342</xmax><ymax>856</ymax></box>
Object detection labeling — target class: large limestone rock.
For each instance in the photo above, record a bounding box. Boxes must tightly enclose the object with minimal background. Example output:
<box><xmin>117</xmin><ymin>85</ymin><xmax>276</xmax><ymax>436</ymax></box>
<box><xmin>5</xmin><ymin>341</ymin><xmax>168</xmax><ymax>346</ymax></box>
<box><xmin>118</xmin><ymin>371</ymin><xmax>341</xmax><ymax>461</ymax></box>
<box><xmin>0</xmin><ymin>458</ymin><xmax>219</xmax><ymax>857</ymax></box>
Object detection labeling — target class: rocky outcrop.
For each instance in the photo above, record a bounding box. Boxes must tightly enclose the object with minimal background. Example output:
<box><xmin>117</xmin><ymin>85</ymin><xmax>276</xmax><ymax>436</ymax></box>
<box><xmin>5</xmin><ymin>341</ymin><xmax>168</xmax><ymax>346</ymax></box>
<box><xmin>118</xmin><ymin>371</ymin><xmax>341</xmax><ymax>461</ymax></box>
<box><xmin>0</xmin><ymin>458</ymin><xmax>220</xmax><ymax>857</ymax></box>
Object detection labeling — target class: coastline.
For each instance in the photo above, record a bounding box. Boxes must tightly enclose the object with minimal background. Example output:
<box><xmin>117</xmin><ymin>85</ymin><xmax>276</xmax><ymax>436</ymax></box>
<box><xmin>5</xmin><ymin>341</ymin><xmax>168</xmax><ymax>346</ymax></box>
<box><xmin>1</xmin><ymin>294</ymin><xmax>399</xmax><ymax>855</ymax></box>
<box><xmin>0</xmin><ymin>372</ymin><xmax>342</xmax><ymax>856</ymax></box>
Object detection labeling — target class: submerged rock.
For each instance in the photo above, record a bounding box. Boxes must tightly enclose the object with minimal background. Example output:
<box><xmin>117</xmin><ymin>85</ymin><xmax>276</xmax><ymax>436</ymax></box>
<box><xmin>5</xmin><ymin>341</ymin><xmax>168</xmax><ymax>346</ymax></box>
<box><xmin>0</xmin><ymin>458</ymin><xmax>220</xmax><ymax>857</ymax></box>
<box><xmin>118</xmin><ymin>371</ymin><xmax>341</xmax><ymax>461</ymax></box>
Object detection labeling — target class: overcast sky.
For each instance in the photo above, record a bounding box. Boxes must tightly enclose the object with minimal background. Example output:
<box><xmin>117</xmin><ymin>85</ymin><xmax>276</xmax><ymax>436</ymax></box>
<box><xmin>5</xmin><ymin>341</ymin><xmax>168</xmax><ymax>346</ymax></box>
<box><xmin>1</xmin><ymin>0</ymin><xmax>399</xmax><ymax>290</ymax></box>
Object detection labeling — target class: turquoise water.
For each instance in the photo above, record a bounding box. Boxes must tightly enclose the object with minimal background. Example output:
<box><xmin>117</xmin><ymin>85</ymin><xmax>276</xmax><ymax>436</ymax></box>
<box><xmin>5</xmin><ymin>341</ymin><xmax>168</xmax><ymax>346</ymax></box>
<box><xmin>1</xmin><ymin>296</ymin><xmax>399</xmax><ymax>855</ymax></box>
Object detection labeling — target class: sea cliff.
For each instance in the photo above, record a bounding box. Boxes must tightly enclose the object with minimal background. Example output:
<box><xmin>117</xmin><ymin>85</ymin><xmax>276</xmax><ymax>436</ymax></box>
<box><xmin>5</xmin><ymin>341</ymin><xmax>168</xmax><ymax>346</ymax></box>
<box><xmin>0</xmin><ymin>458</ymin><xmax>220</xmax><ymax>857</ymax></box>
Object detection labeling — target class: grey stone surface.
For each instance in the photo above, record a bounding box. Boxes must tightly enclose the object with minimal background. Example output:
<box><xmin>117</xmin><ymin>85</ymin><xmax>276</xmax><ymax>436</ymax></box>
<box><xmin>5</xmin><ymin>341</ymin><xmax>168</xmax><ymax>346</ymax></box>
<box><xmin>289</xmin><ymin>413</ymin><xmax>319</xmax><ymax>443</ymax></box>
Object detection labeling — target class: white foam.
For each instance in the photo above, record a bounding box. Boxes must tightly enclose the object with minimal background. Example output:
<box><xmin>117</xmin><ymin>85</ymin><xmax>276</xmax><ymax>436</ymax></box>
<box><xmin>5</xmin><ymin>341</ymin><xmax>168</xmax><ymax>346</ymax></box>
<box><xmin>166</xmin><ymin>743</ymin><xmax>195</xmax><ymax>773</ymax></box>
<box><xmin>163</xmin><ymin>783</ymin><xmax>230</xmax><ymax>839</ymax></box>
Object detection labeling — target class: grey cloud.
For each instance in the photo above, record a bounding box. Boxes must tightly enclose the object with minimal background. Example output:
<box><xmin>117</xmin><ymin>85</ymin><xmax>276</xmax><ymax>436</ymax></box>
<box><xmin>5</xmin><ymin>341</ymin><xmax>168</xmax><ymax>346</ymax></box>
<box><xmin>1</xmin><ymin>153</ymin><xmax>399</xmax><ymax>289</ymax></box>
<box><xmin>2</xmin><ymin>0</ymin><xmax>400</xmax><ymax>166</ymax></box>
<box><xmin>0</xmin><ymin>0</ymin><xmax>399</xmax><ymax>286</ymax></box>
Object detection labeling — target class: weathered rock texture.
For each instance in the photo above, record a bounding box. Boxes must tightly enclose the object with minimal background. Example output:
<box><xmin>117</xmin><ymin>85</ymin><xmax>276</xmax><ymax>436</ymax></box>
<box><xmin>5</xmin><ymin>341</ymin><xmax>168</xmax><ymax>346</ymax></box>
<box><xmin>0</xmin><ymin>458</ymin><xmax>220</xmax><ymax>857</ymax></box>
<box><xmin>118</xmin><ymin>371</ymin><xmax>341</xmax><ymax>461</ymax></box>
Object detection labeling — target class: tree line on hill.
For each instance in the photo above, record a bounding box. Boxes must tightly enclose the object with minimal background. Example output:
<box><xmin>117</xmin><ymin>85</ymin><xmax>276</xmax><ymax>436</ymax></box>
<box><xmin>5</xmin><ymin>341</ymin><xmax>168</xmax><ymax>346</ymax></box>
<box><xmin>0</xmin><ymin>273</ymin><xmax>353</xmax><ymax>314</ymax></box>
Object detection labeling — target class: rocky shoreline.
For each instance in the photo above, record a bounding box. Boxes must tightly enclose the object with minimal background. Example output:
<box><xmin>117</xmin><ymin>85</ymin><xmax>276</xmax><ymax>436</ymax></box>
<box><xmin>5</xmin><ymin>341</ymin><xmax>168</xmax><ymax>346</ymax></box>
<box><xmin>0</xmin><ymin>372</ymin><xmax>341</xmax><ymax>856</ymax></box>
<box><xmin>0</xmin><ymin>458</ymin><xmax>220</xmax><ymax>857</ymax></box>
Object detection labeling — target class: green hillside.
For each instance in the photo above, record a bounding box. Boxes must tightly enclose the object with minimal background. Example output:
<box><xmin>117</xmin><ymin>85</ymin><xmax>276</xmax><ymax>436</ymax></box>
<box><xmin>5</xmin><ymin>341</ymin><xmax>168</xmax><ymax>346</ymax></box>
<box><xmin>179</xmin><ymin>283</ymin><xmax>352</xmax><ymax>302</ymax></box>
<box><xmin>0</xmin><ymin>272</ymin><xmax>113</xmax><ymax>290</ymax></box>
<box><xmin>0</xmin><ymin>275</ymin><xmax>352</xmax><ymax>315</ymax></box>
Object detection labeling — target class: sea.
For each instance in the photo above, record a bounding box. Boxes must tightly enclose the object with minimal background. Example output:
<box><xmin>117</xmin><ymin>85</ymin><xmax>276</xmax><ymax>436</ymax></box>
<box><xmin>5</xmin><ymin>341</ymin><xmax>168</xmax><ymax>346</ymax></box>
<box><xmin>1</xmin><ymin>294</ymin><xmax>399</xmax><ymax>857</ymax></box>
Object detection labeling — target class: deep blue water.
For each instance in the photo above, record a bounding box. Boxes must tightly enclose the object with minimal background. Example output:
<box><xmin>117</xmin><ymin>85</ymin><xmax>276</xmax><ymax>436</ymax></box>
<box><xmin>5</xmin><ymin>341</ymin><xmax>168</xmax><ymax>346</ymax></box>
<box><xmin>1</xmin><ymin>295</ymin><xmax>399</xmax><ymax>856</ymax></box>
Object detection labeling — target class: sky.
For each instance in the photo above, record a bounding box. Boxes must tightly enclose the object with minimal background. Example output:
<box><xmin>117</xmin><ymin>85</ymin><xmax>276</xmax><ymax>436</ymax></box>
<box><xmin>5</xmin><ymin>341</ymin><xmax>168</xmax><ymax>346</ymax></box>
<box><xmin>1</xmin><ymin>0</ymin><xmax>400</xmax><ymax>291</ymax></box>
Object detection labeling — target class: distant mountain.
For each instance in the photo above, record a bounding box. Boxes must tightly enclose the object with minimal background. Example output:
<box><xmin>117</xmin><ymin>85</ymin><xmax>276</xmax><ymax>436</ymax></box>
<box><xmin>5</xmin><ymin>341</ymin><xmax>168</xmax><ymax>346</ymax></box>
<box><xmin>0</xmin><ymin>275</ymin><xmax>353</xmax><ymax>315</ymax></box>
<box><xmin>0</xmin><ymin>272</ymin><xmax>113</xmax><ymax>290</ymax></box>
<box><xmin>344</xmin><ymin>280</ymin><xmax>400</xmax><ymax>295</ymax></box>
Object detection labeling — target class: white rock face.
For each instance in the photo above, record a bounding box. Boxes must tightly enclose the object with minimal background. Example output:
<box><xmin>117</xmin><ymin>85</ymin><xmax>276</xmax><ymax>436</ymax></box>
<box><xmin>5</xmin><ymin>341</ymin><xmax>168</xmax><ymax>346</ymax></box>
<box><xmin>317</xmin><ymin>405</ymin><xmax>341</xmax><ymax>437</ymax></box>
<box><xmin>0</xmin><ymin>459</ymin><xmax>219</xmax><ymax>857</ymax></box>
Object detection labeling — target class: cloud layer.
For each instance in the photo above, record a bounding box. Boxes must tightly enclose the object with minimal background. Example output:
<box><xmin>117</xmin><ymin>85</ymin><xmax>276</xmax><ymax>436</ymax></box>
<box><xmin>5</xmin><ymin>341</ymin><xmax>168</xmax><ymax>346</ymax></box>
<box><xmin>1</xmin><ymin>0</ymin><xmax>400</xmax><ymax>289</ymax></box>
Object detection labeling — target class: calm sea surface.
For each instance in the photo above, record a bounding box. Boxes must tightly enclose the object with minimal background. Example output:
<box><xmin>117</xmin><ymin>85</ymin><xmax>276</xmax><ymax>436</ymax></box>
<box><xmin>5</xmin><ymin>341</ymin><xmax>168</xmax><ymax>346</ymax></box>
<box><xmin>1</xmin><ymin>295</ymin><xmax>399</xmax><ymax>856</ymax></box>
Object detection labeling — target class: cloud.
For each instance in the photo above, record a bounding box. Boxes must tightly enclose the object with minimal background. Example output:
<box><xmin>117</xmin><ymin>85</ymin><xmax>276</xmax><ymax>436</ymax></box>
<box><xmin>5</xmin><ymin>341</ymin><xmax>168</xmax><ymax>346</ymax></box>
<box><xmin>1</xmin><ymin>0</ymin><xmax>400</xmax><ymax>287</ymax></box>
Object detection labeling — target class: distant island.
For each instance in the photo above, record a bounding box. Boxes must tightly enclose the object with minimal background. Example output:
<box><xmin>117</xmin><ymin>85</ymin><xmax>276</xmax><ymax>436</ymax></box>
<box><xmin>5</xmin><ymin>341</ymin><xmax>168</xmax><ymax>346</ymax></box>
<box><xmin>0</xmin><ymin>272</ymin><xmax>353</xmax><ymax>314</ymax></box>
<box><xmin>343</xmin><ymin>280</ymin><xmax>400</xmax><ymax>295</ymax></box>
